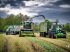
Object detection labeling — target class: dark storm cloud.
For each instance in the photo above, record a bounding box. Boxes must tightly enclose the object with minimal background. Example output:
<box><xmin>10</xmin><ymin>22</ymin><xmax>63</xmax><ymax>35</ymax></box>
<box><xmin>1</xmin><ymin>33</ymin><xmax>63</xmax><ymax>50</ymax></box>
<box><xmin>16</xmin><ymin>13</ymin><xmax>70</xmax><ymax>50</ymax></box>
<box><xmin>53</xmin><ymin>0</ymin><xmax>70</xmax><ymax>5</ymax></box>
<box><xmin>0</xmin><ymin>0</ymin><xmax>70</xmax><ymax>23</ymax></box>
<box><xmin>0</xmin><ymin>0</ymin><xmax>30</xmax><ymax>7</ymax></box>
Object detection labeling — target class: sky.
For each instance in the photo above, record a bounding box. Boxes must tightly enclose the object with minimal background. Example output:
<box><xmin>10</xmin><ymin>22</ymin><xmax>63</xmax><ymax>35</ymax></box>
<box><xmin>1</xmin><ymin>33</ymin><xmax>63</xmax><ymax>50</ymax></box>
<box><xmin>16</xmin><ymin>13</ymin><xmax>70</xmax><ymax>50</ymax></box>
<box><xmin>0</xmin><ymin>0</ymin><xmax>70</xmax><ymax>24</ymax></box>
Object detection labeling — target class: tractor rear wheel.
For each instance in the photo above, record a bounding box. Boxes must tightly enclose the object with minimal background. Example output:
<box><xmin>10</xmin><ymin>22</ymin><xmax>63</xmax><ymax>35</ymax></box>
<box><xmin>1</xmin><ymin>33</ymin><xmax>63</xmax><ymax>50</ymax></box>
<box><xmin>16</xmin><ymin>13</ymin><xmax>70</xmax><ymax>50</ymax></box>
<box><xmin>40</xmin><ymin>32</ymin><xmax>43</xmax><ymax>37</ymax></box>
<box><xmin>19</xmin><ymin>31</ymin><xmax>21</xmax><ymax>37</ymax></box>
<box><xmin>44</xmin><ymin>32</ymin><xmax>46</xmax><ymax>37</ymax></box>
<box><xmin>63</xmin><ymin>35</ymin><xmax>66</xmax><ymax>38</ymax></box>
<box><xmin>40</xmin><ymin>32</ymin><xmax>46</xmax><ymax>37</ymax></box>
<box><xmin>6</xmin><ymin>32</ymin><xmax>9</xmax><ymax>35</ymax></box>
<box><xmin>49</xmin><ymin>32</ymin><xmax>56</xmax><ymax>39</ymax></box>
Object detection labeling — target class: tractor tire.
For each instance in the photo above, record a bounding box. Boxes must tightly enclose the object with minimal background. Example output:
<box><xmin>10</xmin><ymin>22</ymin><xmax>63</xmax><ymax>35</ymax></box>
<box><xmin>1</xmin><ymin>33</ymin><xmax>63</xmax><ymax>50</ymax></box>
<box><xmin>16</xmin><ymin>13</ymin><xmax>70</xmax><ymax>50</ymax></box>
<box><xmin>43</xmin><ymin>32</ymin><xmax>46</xmax><ymax>37</ymax></box>
<box><xmin>49</xmin><ymin>32</ymin><xmax>56</xmax><ymax>39</ymax></box>
<box><xmin>19</xmin><ymin>31</ymin><xmax>21</xmax><ymax>37</ymax></box>
<box><xmin>40</xmin><ymin>32</ymin><xmax>46</xmax><ymax>37</ymax></box>
<box><xmin>62</xmin><ymin>31</ymin><xmax>66</xmax><ymax>38</ymax></box>
<box><xmin>40</xmin><ymin>32</ymin><xmax>42</xmax><ymax>37</ymax></box>
<box><xmin>6</xmin><ymin>32</ymin><xmax>9</xmax><ymax>35</ymax></box>
<box><xmin>62</xmin><ymin>35</ymin><xmax>66</xmax><ymax>38</ymax></box>
<box><xmin>40</xmin><ymin>32</ymin><xmax>43</xmax><ymax>37</ymax></box>
<box><xmin>48</xmin><ymin>32</ymin><xmax>51</xmax><ymax>38</ymax></box>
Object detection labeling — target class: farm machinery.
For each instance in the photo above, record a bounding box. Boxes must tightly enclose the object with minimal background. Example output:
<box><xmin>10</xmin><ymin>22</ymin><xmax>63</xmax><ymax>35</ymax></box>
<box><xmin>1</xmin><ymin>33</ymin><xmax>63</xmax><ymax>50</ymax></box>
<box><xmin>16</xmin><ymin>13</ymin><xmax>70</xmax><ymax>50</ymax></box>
<box><xmin>19</xmin><ymin>15</ymin><xmax>66</xmax><ymax>38</ymax></box>
<box><xmin>6</xmin><ymin>15</ymin><xmax>66</xmax><ymax>38</ymax></box>
<box><xmin>19</xmin><ymin>21</ymin><xmax>34</xmax><ymax>37</ymax></box>
<box><xmin>38</xmin><ymin>15</ymin><xmax>66</xmax><ymax>38</ymax></box>
<box><xmin>48</xmin><ymin>21</ymin><xmax>66</xmax><ymax>38</ymax></box>
<box><xmin>6</xmin><ymin>25</ymin><xmax>20</xmax><ymax>35</ymax></box>
<box><xmin>19</xmin><ymin>15</ymin><xmax>45</xmax><ymax>37</ymax></box>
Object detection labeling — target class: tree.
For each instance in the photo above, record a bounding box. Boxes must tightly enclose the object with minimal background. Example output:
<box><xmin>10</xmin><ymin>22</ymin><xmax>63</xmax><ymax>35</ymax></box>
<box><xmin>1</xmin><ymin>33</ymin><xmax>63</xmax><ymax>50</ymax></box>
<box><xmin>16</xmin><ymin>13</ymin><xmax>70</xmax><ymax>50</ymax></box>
<box><xmin>0</xmin><ymin>17</ymin><xmax>5</xmax><ymax>32</ymax></box>
<box><xmin>5</xmin><ymin>14</ymin><xmax>15</xmax><ymax>25</ymax></box>
<box><xmin>45</xmin><ymin>20</ymin><xmax>52</xmax><ymax>31</ymax></box>
<box><xmin>64</xmin><ymin>23</ymin><xmax>70</xmax><ymax>32</ymax></box>
<box><xmin>0</xmin><ymin>14</ymin><xmax>30</xmax><ymax>32</ymax></box>
<box><xmin>19</xmin><ymin>13</ymin><xmax>29</xmax><ymax>22</ymax></box>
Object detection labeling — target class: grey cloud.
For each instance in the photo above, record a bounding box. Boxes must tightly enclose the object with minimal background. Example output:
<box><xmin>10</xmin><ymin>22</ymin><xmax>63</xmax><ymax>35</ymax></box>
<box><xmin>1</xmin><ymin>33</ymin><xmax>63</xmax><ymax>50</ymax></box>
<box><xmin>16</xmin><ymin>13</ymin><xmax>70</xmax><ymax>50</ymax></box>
<box><xmin>0</xmin><ymin>10</ymin><xmax>8</xmax><ymax>18</ymax></box>
<box><xmin>0</xmin><ymin>0</ymin><xmax>70</xmax><ymax>23</ymax></box>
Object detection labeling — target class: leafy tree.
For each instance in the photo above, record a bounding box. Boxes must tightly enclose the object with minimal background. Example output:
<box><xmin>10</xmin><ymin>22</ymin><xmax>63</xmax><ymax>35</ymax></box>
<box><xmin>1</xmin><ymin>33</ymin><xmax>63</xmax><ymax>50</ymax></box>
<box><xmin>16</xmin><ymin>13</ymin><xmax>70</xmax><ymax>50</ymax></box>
<box><xmin>45</xmin><ymin>20</ymin><xmax>52</xmax><ymax>31</ymax></box>
<box><xmin>18</xmin><ymin>13</ymin><xmax>29</xmax><ymax>22</ymax></box>
<box><xmin>64</xmin><ymin>23</ymin><xmax>70</xmax><ymax>32</ymax></box>
<box><xmin>5</xmin><ymin>14</ymin><xmax>15</xmax><ymax>25</ymax></box>
<box><xmin>0</xmin><ymin>17</ymin><xmax>5</xmax><ymax>31</ymax></box>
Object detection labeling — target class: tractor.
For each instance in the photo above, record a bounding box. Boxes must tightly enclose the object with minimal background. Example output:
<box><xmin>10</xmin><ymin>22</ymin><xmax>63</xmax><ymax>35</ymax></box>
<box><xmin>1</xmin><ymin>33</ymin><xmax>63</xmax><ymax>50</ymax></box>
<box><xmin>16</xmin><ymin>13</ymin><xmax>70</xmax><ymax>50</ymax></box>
<box><xmin>19</xmin><ymin>15</ymin><xmax>45</xmax><ymax>37</ymax></box>
<box><xmin>48</xmin><ymin>22</ymin><xmax>66</xmax><ymax>38</ymax></box>
<box><xmin>19</xmin><ymin>21</ymin><xmax>34</xmax><ymax>37</ymax></box>
<box><xmin>36</xmin><ymin>15</ymin><xmax>66</xmax><ymax>38</ymax></box>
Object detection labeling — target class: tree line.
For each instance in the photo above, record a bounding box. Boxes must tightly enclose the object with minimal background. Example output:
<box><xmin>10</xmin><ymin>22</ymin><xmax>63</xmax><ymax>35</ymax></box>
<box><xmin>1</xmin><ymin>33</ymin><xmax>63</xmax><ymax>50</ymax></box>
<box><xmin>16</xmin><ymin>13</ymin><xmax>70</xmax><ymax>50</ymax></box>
<box><xmin>0</xmin><ymin>14</ymin><xmax>70</xmax><ymax>32</ymax></box>
<box><xmin>0</xmin><ymin>14</ymin><xmax>29</xmax><ymax>32</ymax></box>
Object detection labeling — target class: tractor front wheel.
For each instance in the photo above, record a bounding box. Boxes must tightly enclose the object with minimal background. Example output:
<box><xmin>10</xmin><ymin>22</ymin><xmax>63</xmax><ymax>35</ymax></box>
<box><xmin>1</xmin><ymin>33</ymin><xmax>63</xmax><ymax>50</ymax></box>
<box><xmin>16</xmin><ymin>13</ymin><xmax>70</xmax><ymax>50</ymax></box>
<box><xmin>61</xmin><ymin>30</ymin><xmax>66</xmax><ymax>38</ymax></box>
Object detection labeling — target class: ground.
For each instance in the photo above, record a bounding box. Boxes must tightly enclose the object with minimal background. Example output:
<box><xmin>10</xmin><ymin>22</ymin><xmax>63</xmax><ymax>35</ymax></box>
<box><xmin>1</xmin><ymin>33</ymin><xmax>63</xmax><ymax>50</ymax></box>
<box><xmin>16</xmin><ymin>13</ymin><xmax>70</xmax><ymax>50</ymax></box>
<box><xmin>0</xmin><ymin>32</ymin><xmax>70</xmax><ymax>52</ymax></box>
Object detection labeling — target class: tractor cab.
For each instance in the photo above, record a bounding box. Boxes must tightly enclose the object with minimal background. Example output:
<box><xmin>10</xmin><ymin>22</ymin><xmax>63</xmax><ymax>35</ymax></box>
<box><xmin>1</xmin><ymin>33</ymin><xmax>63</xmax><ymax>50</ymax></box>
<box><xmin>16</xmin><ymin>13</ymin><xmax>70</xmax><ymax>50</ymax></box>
<box><xmin>23</xmin><ymin>21</ymin><xmax>32</xmax><ymax>30</ymax></box>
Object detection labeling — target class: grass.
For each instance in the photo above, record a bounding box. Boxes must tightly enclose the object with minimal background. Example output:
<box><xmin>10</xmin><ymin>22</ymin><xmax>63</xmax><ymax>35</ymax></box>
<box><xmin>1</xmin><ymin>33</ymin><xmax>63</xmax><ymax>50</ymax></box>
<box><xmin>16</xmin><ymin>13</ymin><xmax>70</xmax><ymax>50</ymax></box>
<box><xmin>37</xmin><ymin>37</ymin><xmax>70</xmax><ymax>52</ymax></box>
<box><xmin>0</xmin><ymin>32</ymin><xmax>70</xmax><ymax>52</ymax></box>
<box><xmin>58</xmin><ymin>32</ymin><xmax>70</xmax><ymax>42</ymax></box>
<box><xmin>35</xmin><ymin>32</ymin><xmax>70</xmax><ymax>51</ymax></box>
<box><xmin>0</xmin><ymin>34</ymin><xmax>5</xmax><ymax>52</ymax></box>
<box><xmin>6</xmin><ymin>35</ymin><xmax>29</xmax><ymax>52</ymax></box>
<box><xmin>34</xmin><ymin>32</ymin><xmax>70</xmax><ymax>52</ymax></box>
<box><xmin>5</xmin><ymin>35</ymin><xmax>45</xmax><ymax>52</ymax></box>
<box><xmin>26</xmin><ymin>37</ymin><xmax>67</xmax><ymax>52</ymax></box>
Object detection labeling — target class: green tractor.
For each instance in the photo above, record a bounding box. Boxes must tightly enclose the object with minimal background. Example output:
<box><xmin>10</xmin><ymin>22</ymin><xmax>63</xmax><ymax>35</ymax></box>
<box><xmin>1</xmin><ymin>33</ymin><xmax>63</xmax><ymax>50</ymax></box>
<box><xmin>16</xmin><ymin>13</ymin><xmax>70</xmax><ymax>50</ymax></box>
<box><xmin>38</xmin><ymin>15</ymin><xmax>66</xmax><ymax>38</ymax></box>
<box><xmin>48</xmin><ymin>23</ymin><xmax>66</xmax><ymax>38</ymax></box>
<box><xmin>19</xmin><ymin>21</ymin><xmax>34</xmax><ymax>37</ymax></box>
<box><xmin>19</xmin><ymin>15</ymin><xmax>45</xmax><ymax>37</ymax></box>
<box><xmin>39</xmin><ymin>20</ymin><xmax>66</xmax><ymax>38</ymax></box>
<box><xmin>19</xmin><ymin>15</ymin><xmax>66</xmax><ymax>38</ymax></box>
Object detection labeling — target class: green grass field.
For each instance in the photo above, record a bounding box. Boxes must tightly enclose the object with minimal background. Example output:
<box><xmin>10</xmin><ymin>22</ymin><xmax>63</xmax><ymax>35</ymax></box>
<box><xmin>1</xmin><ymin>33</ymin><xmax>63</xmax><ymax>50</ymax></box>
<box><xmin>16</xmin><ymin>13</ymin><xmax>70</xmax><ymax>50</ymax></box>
<box><xmin>0</xmin><ymin>34</ymin><xmax>5</xmax><ymax>52</ymax></box>
<box><xmin>0</xmin><ymin>32</ymin><xmax>70</xmax><ymax>52</ymax></box>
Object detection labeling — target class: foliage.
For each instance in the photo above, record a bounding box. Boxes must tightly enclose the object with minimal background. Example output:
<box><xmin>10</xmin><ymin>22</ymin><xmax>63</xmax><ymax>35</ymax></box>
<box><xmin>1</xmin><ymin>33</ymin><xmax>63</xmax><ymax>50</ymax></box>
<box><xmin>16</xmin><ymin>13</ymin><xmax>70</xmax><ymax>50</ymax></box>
<box><xmin>0</xmin><ymin>17</ymin><xmax>5</xmax><ymax>31</ymax></box>
<box><xmin>64</xmin><ymin>23</ymin><xmax>70</xmax><ymax>32</ymax></box>
<box><xmin>0</xmin><ymin>34</ymin><xmax>5</xmax><ymax>52</ymax></box>
<box><xmin>0</xmin><ymin>14</ymin><xmax>29</xmax><ymax>31</ymax></box>
<box><xmin>27</xmin><ymin>37</ymin><xmax>67</xmax><ymax>52</ymax></box>
<box><xmin>46</xmin><ymin>20</ymin><xmax>52</xmax><ymax>31</ymax></box>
